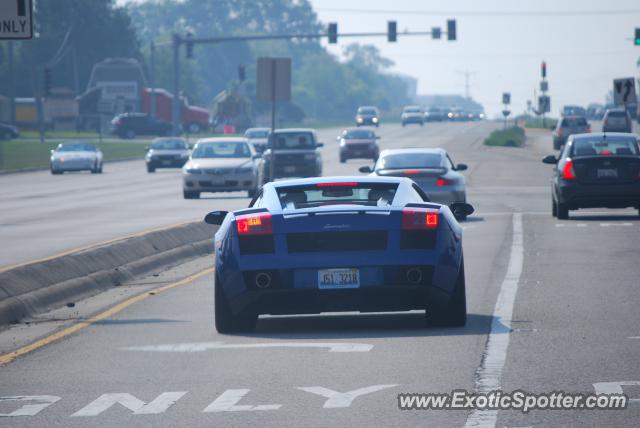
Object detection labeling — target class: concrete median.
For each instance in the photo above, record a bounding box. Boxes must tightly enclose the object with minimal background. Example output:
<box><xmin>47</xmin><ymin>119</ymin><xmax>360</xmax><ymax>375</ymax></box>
<box><xmin>0</xmin><ymin>222</ymin><xmax>217</xmax><ymax>328</ymax></box>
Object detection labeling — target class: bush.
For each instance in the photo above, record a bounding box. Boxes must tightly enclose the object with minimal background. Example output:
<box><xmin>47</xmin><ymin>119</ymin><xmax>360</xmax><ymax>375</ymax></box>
<box><xmin>484</xmin><ymin>126</ymin><xmax>525</xmax><ymax>147</ymax></box>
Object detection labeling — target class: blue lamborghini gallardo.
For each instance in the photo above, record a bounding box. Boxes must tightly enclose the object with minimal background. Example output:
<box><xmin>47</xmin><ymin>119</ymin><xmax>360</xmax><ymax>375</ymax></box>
<box><xmin>204</xmin><ymin>176</ymin><xmax>474</xmax><ymax>333</ymax></box>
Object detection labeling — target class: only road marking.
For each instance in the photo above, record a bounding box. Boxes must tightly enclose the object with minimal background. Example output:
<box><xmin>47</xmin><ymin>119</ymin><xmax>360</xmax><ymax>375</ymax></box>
<box><xmin>122</xmin><ymin>341</ymin><xmax>373</xmax><ymax>353</ymax></box>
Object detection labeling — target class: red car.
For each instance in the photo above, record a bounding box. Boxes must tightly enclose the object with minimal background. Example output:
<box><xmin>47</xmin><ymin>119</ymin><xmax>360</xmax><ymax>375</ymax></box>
<box><xmin>338</xmin><ymin>128</ymin><xmax>380</xmax><ymax>163</ymax></box>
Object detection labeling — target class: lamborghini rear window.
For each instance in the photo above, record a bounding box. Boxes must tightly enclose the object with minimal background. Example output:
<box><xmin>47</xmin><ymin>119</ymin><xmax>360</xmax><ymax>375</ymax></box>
<box><xmin>276</xmin><ymin>183</ymin><xmax>399</xmax><ymax>209</ymax></box>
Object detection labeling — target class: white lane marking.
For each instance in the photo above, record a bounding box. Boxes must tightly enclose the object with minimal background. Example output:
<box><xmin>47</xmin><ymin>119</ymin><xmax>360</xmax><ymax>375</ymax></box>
<box><xmin>555</xmin><ymin>224</ymin><xmax>565</xmax><ymax>227</ymax></box>
<box><xmin>465</xmin><ymin>213</ymin><xmax>524</xmax><ymax>428</ymax></box>
<box><xmin>0</xmin><ymin>396</ymin><xmax>61</xmax><ymax>417</ymax></box>
<box><xmin>71</xmin><ymin>392</ymin><xmax>186</xmax><ymax>417</ymax></box>
<box><xmin>576</xmin><ymin>223</ymin><xmax>587</xmax><ymax>228</ymax></box>
<box><xmin>593</xmin><ymin>381</ymin><xmax>640</xmax><ymax>404</ymax></box>
<box><xmin>600</xmin><ymin>223</ymin><xmax>633</xmax><ymax>227</ymax></box>
<box><xmin>122</xmin><ymin>341</ymin><xmax>373</xmax><ymax>353</ymax></box>
<box><xmin>297</xmin><ymin>384</ymin><xmax>397</xmax><ymax>408</ymax></box>
<box><xmin>203</xmin><ymin>389</ymin><xmax>281</xmax><ymax>412</ymax></box>
<box><xmin>628</xmin><ymin>336</ymin><xmax>640</xmax><ymax>339</ymax></box>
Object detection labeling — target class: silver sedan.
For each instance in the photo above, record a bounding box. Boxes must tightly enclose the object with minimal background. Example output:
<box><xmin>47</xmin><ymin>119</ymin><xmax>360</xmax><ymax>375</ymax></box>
<box><xmin>359</xmin><ymin>148</ymin><xmax>468</xmax><ymax>212</ymax></box>
<box><xmin>182</xmin><ymin>138</ymin><xmax>264</xmax><ymax>199</ymax></box>
<box><xmin>50</xmin><ymin>142</ymin><xmax>104</xmax><ymax>175</ymax></box>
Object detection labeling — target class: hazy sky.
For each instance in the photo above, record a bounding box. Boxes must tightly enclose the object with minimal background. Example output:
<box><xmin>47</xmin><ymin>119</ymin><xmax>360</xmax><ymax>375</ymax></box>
<box><xmin>119</xmin><ymin>0</ymin><xmax>640</xmax><ymax>116</ymax></box>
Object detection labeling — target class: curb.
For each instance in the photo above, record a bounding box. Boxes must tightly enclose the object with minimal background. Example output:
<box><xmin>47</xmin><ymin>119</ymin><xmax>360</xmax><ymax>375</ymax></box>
<box><xmin>0</xmin><ymin>222</ymin><xmax>217</xmax><ymax>328</ymax></box>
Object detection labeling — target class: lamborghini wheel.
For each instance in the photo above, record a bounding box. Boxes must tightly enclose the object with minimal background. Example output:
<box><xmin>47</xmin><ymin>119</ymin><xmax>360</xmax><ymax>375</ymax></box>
<box><xmin>215</xmin><ymin>275</ymin><xmax>257</xmax><ymax>334</ymax></box>
<box><xmin>427</xmin><ymin>258</ymin><xmax>467</xmax><ymax>327</ymax></box>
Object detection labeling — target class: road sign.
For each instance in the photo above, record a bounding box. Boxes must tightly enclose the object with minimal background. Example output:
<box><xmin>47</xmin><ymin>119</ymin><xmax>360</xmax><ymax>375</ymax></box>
<box><xmin>538</xmin><ymin>95</ymin><xmax>551</xmax><ymax>113</ymax></box>
<box><xmin>501</xmin><ymin>110</ymin><xmax>511</xmax><ymax>118</ymax></box>
<box><xmin>502</xmin><ymin>92</ymin><xmax>511</xmax><ymax>105</ymax></box>
<box><xmin>1</xmin><ymin>0</ymin><xmax>33</xmax><ymax>39</ymax></box>
<box><xmin>540</xmin><ymin>81</ymin><xmax>548</xmax><ymax>92</ymax></box>
<box><xmin>257</xmin><ymin>57</ymin><xmax>291</xmax><ymax>102</ymax></box>
<box><xmin>613</xmin><ymin>78</ymin><xmax>637</xmax><ymax>106</ymax></box>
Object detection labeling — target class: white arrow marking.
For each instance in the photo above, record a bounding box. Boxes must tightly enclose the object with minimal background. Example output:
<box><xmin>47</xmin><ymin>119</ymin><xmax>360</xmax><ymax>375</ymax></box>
<box><xmin>298</xmin><ymin>384</ymin><xmax>397</xmax><ymax>408</ymax></box>
<box><xmin>203</xmin><ymin>389</ymin><xmax>281</xmax><ymax>412</ymax></box>
<box><xmin>122</xmin><ymin>341</ymin><xmax>373</xmax><ymax>353</ymax></box>
<box><xmin>593</xmin><ymin>381</ymin><xmax>640</xmax><ymax>404</ymax></box>
<box><xmin>0</xmin><ymin>396</ymin><xmax>61</xmax><ymax>417</ymax></box>
<box><xmin>71</xmin><ymin>392</ymin><xmax>186</xmax><ymax>417</ymax></box>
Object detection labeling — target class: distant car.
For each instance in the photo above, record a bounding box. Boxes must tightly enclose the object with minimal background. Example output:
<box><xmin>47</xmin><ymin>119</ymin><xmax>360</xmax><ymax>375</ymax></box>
<box><xmin>401</xmin><ymin>106</ymin><xmax>424</xmax><ymax>126</ymax></box>
<box><xmin>602</xmin><ymin>108</ymin><xmax>632</xmax><ymax>133</ymax></box>
<box><xmin>0</xmin><ymin>123</ymin><xmax>19</xmax><ymax>140</ymax></box>
<box><xmin>586</xmin><ymin>104</ymin><xmax>605</xmax><ymax>121</ymax></box>
<box><xmin>359</xmin><ymin>148</ymin><xmax>469</xmax><ymax>215</ymax></box>
<box><xmin>203</xmin><ymin>176</ymin><xmax>475</xmax><ymax>332</ymax></box>
<box><xmin>50</xmin><ymin>142</ymin><xmax>103</xmax><ymax>175</ymax></box>
<box><xmin>542</xmin><ymin>133</ymin><xmax>640</xmax><ymax>219</ymax></box>
<box><xmin>561</xmin><ymin>105</ymin><xmax>587</xmax><ymax>117</ymax></box>
<box><xmin>111</xmin><ymin>113</ymin><xmax>174</xmax><ymax>139</ymax></box>
<box><xmin>145</xmin><ymin>137</ymin><xmax>190</xmax><ymax>173</ymax></box>
<box><xmin>260</xmin><ymin>128</ymin><xmax>323</xmax><ymax>182</ymax></box>
<box><xmin>355</xmin><ymin>106</ymin><xmax>380</xmax><ymax>127</ymax></box>
<box><xmin>447</xmin><ymin>108</ymin><xmax>464</xmax><ymax>121</ymax></box>
<box><xmin>338</xmin><ymin>128</ymin><xmax>380</xmax><ymax>163</ymax></box>
<box><xmin>244</xmin><ymin>127</ymin><xmax>270</xmax><ymax>153</ymax></box>
<box><xmin>182</xmin><ymin>138</ymin><xmax>263</xmax><ymax>199</ymax></box>
<box><xmin>553</xmin><ymin>116</ymin><xmax>591</xmax><ymax>150</ymax></box>
<box><xmin>424</xmin><ymin>107</ymin><xmax>445</xmax><ymax>122</ymax></box>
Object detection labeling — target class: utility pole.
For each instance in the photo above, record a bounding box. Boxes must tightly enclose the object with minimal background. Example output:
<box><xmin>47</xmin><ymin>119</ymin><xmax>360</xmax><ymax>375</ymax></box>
<box><xmin>150</xmin><ymin>41</ymin><xmax>156</xmax><ymax>118</ymax></box>
<box><xmin>8</xmin><ymin>41</ymin><xmax>15</xmax><ymax>124</ymax></box>
<box><xmin>171</xmin><ymin>34</ymin><xmax>181</xmax><ymax>135</ymax></box>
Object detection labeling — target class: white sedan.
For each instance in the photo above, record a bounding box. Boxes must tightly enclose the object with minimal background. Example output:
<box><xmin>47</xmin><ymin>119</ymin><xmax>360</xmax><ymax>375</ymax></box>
<box><xmin>50</xmin><ymin>142</ymin><xmax>104</xmax><ymax>175</ymax></box>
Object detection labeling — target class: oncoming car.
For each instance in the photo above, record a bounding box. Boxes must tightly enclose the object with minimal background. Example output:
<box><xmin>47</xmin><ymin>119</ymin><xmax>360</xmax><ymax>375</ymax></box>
<box><xmin>244</xmin><ymin>127</ymin><xmax>270</xmax><ymax>153</ymax></box>
<box><xmin>50</xmin><ymin>142</ymin><xmax>103</xmax><ymax>175</ymax></box>
<box><xmin>543</xmin><ymin>133</ymin><xmax>640</xmax><ymax>219</ymax></box>
<box><xmin>359</xmin><ymin>148</ymin><xmax>468</xmax><ymax>213</ymax></box>
<box><xmin>182</xmin><ymin>138</ymin><xmax>263</xmax><ymax>199</ymax></box>
<box><xmin>337</xmin><ymin>128</ymin><xmax>380</xmax><ymax>162</ymax></box>
<box><xmin>145</xmin><ymin>137</ymin><xmax>190</xmax><ymax>172</ymax></box>
<box><xmin>401</xmin><ymin>105</ymin><xmax>424</xmax><ymax>126</ymax></box>
<box><xmin>355</xmin><ymin>106</ymin><xmax>380</xmax><ymax>127</ymax></box>
<box><xmin>203</xmin><ymin>176</ymin><xmax>474</xmax><ymax>333</ymax></box>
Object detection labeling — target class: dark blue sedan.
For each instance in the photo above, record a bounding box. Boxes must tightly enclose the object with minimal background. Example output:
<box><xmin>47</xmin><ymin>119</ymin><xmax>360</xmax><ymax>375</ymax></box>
<box><xmin>204</xmin><ymin>176</ymin><xmax>474</xmax><ymax>333</ymax></box>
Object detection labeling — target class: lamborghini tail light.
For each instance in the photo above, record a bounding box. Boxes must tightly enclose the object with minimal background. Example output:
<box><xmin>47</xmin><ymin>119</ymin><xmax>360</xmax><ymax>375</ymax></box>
<box><xmin>236</xmin><ymin>212</ymin><xmax>273</xmax><ymax>235</ymax></box>
<box><xmin>402</xmin><ymin>209</ymin><xmax>439</xmax><ymax>230</ymax></box>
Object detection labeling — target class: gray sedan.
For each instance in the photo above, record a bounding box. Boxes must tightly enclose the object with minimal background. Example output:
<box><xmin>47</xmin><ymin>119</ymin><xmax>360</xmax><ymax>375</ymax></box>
<box><xmin>359</xmin><ymin>148</ymin><xmax>468</xmax><ymax>214</ymax></box>
<box><xmin>182</xmin><ymin>138</ymin><xmax>264</xmax><ymax>199</ymax></box>
<box><xmin>145</xmin><ymin>137</ymin><xmax>190</xmax><ymax>172</ymax></box>
<box><xmin>50</xmin><ymin>142</ymin><xmax>103</xmax><ymax>174</ymax></box>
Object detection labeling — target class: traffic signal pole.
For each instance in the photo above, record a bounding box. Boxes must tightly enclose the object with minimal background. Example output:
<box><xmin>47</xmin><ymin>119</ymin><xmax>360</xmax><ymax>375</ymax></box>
<box><xmin>169</xmin><ymin>21</ymin><xmax>457</xmax><ymax>135</ymax></box>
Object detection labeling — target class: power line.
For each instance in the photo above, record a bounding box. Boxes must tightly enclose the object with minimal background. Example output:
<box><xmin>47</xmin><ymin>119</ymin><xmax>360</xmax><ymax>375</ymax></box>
<box><xmin>316</xmin><ymin>8</ymin><xmax>640</xmax><ymax>17</ymax></box>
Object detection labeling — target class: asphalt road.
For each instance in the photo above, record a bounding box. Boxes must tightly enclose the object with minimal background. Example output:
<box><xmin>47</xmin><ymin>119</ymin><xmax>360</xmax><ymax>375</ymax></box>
<box><xmin>1</xmin><ymin>121</ymin><xmax>640</xmax><ymax>427</ymax></box>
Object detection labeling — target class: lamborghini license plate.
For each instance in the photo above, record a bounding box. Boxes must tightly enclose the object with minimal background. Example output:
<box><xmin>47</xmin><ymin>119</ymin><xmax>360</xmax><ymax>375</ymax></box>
<box><xmin>318</xmin><ymin>268</ymin><xmax>360</xmax><ymax>289</ymax></box>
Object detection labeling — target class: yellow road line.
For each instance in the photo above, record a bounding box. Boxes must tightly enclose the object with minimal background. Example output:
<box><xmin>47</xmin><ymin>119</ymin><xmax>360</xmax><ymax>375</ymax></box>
<box><xmin>0</xmin><ymin>267</ymin><xmax>215</xmax><ymax>366</ymax></box>
<box><xmin>0</xmin><ymin>221</ymin><xmax>197</xmax><ymax>273</ymax></box>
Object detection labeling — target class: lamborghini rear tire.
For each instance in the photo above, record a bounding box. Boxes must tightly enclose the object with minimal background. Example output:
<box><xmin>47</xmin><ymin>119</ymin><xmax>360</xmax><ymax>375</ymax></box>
<box><xmin>427</xmin><ymin>258</ymin><xmax>467</xmax><ymax>327</ymax></box>
<box><xmin>215</xmin><ymin>275</ymin><xmax>257</xmax><ymax>334</ymax></box>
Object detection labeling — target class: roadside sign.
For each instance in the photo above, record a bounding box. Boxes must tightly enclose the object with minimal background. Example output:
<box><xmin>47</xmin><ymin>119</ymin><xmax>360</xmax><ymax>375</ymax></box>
<box><xmin>538</xmin><ymin>95</ymin><xmax>551</xmax><ymax>113</ymax></box>
<box><xmin>540</xmin><ymin>81</ymin><xmax>548</xmax><ymax>92</ymax></box>
<box><xmin>0</xmin><ymin>0</ymin><xmax>33</xmax><ymax>39</ymax></box>
<box><xmin>257</xmin><ymin>57</ymin><xmax>291</xmax><ymax>102</ymax></box>
<box><xmin>613</xmin><ymin>78</ymin><xmax>637</xmax><ymax>106</ymax></box>
<box><xmin>502</xmin><ymin>92</ymin><xmax>511</xmax><ymax>105</ymax></box>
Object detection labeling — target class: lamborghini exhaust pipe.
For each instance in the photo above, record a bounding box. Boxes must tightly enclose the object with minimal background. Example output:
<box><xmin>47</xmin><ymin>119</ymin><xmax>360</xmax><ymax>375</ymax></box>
<box><xmin>255</xmin><ymin>272</ymin><xmax>272</xmax><ymax>289</ymax></box>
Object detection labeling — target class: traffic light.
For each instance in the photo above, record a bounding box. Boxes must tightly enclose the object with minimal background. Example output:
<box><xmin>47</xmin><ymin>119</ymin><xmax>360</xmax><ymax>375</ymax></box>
<box><xmin>44</xmin><ymin>67</ymin><xmax>52</xmax><ymax>96</ymax></box>
<box><xmin>635</xmin><ymin>28</ymin><xmax>640</xmax><ymax>46</ymax></box>
<box><xmin>387</xmin><ymin>21</ymin><xmax>397</xmax><ymax>42</ymax></box>
<box><xmin>186</xmin><ymin>32</ymin><xmax>194</xmax><ymax>59</ymax></box>
<box><xmin>328</xmin><ymin>23</ymin><xmax>337</xmax><ymax>44</ymax></box>
<box><xmin>238</xmin><ymin>64</ymin><xmax>246</xmax><ymax>81</ymax></box>
<box><xmin>447</xmin><ymin>19</ymin><xmax>456</xmax><ymax>41</ymax></box>
<box><xmin>541</xmin><ymin>61</ymin><xmax>547</xmax><ymax>79</ymax></box>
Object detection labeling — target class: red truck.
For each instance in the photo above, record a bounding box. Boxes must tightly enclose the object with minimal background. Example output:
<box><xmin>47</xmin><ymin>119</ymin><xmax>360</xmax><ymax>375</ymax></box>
<box><xmin>141</xmin><ymin>88</ymin><xmax>209</xmax><ymax>133</ymax></box>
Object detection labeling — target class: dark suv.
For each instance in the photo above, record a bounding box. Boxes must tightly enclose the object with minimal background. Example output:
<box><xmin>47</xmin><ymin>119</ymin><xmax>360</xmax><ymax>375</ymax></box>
<box><xmin>553</xmin><ymin>116</ymin><xmax>590</xmax><ymax>150</ymax></box>
<box><xmin>261</xmin><ymin>129</ymin><xmax>323</xmax><ymax>182</ymax></box>
<box><xmin>111</xmin><ymin>113</ymin><xmax>174</xmax><ymax>139</ymax></box>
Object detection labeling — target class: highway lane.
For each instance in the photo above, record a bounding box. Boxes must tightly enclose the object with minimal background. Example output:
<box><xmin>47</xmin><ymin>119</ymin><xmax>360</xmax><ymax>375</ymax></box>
<box><xmin>0</xmin><ymin>121</ymin><xmax>490</xmax><ymax>268</ymax></box>
<box><xmin>2</xmin><ymin>121</ymin><xmax>639</xmax><ymax>426</ymax></box>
